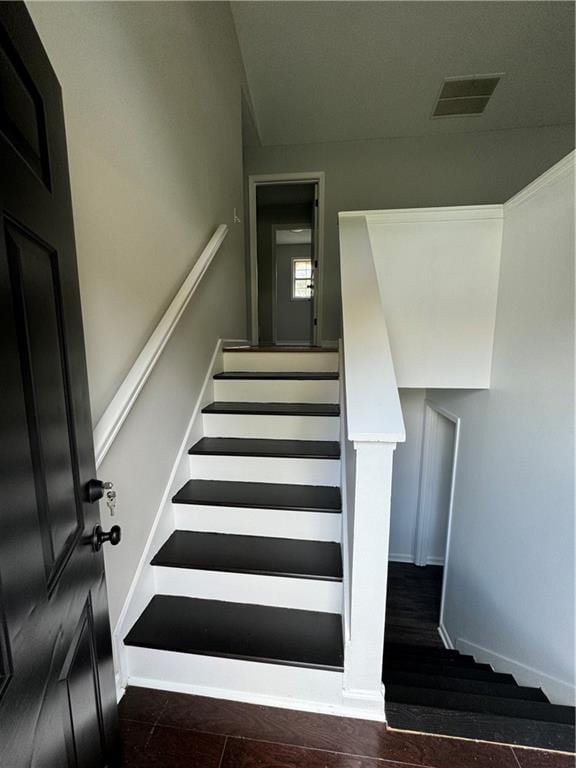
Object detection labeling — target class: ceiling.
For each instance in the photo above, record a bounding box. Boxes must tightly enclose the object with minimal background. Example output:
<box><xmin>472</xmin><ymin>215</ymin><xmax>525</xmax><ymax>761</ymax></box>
<box><xmin>231</xmin><ymin>1</ymin><xmax>575</xmax><ymax>147</ymax></box>
<box><xmin>276</xmin><ymin>228</ymin><xmax>312</xmax><ymax>245</ymax></box>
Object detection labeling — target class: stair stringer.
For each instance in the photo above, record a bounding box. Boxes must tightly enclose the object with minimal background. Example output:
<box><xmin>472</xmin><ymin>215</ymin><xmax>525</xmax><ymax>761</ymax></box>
<box><xmin>112</xmin><ymin>337</ymin><xmax>227</xmax><ymax>700</ymax></box>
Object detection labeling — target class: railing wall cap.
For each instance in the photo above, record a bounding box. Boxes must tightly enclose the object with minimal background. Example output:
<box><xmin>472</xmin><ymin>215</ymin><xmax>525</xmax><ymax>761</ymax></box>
<box><xmin>338</xmin><ymin>214</ymin><xmax>405</xmax><ymax>445</ymax></box>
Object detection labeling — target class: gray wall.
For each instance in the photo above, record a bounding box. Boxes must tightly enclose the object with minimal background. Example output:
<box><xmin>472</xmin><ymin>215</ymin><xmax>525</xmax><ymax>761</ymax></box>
<box><xmin>29</xmin><ymin>1</ymin><xmax>248</xmax><ymax>627</ymax></box>
<box><xmin>245</xmin><ymin>125</ymin><xmax>574</xmax><ymax>341</ymax></box>
<box><xmin>428</xmin><ymin>158</ymin><xmax>574</xmax><ymax>704</ymax></box>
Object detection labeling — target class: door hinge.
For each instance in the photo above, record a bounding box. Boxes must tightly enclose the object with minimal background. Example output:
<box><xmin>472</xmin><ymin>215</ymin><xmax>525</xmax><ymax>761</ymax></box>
<box><xmin>314</xmin><ymin>317</ymin><xmax>318</xmax><ymax>326</ymax></box>
<box><xmin>314</xmin><ymin>198</ymin><xmax>319</xmax><ymax>208</ymax></box>
<box><xmin>314</xmin><ymin>260</ymin><xmax>318</xmax><ymax>269</ymax></box>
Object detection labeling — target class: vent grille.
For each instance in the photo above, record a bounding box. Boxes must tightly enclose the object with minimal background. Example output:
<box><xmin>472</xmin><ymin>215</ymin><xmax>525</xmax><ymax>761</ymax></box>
<box><xmin>433</xmin><ymin>75</ymin><xmax>502</xmax><ymax>118</ymax></box>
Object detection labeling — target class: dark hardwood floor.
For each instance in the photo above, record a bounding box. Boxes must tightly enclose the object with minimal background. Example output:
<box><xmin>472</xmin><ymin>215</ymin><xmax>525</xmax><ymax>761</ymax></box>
<box><xmin>385</xmin><ymin>562</ymin><xmax>444</xmax><ymax>647</ymax></box>
<box><xmin>118</xmin><ymin>686</ymin><xmax>574</xmax><ymax>767</ymax></box>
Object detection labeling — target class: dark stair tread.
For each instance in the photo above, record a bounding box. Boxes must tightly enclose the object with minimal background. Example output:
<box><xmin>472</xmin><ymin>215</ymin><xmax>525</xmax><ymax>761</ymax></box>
<box><xmin>385</xmin><ymin>701</ymin><xmax>575</xmax><ymax>752</ymax></box>
<box><xmin>384</xmin><ymin>642</ymin><xmax>461</xmax><ymax>659</ymax></box>
<box><xmin>385</xmin><ymin>684</ymin><xmax>575</xmax><ymax>725</ymax></box>
<box><xmin>384</xmin><ymin>658</ymin><xmax>517</xmax><ymax>685</ymax></box>
<box><xmin>151</xmin><ymin>531</ymin><xmax>343</xmax><ymax>581</ymax></box>
<box><xmin>124</xmin><ymin>595</ymin><xmax>344</xmax><ymax>671</ymax></box>
<box><xmin>172</xmin><ymin>480</ymin><xmax>341</xmax><ymax>514</ymax></box>
<box><xmin>188</xmin><ymin>437</ymin><xmax>340</xmax><ymax>460</ymax></box>
<box><xmin>214</xmin><ymin>371</ymin><xmax>338</xmax><ymax>380</ymax></box>
<box><xmin>385</xmin><ymin>649</ymin><xmax>486</xmax><ymax>669</ymax></box>
<box><xmin>202</xmin><ymin>402</ymin><xmax>340</xmax><ymax>417</ymax></box>
<box><xmin>382</xmin><ymin>669</ymin><xmax>548</xmax><ymax>702</ymax></box>
<box><xmin>223</xmin><ymin>346</ymin><xmax>338</xmax><ymax>353</ymax></box>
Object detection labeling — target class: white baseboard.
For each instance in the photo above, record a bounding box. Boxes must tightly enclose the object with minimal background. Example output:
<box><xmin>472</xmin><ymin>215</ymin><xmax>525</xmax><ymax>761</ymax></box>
<box><xmin>111</xmin><ymin>338</ymin><xmax>225</xmax><ymax>699</ymax></box>
<box><xmin>388</xmin><ymin>554</ymin><xmax>444</xmax><ymax>566</ymax></box>
<box><xmin>388</xmin><ymin>553</ymin><xmax>415</xmax><ymax>563</ymax></box>
<box><xmin>438</xmin><ymin>622</ymin><xmax>454</xmax><ymax>650</ymax></box>
<box><xmin>127</xmin><ymin>670</ymin><xmax>385</xmax><ymax>722</ymax></box>
<box><xmin>456</xmin><ymin>637</ymin><xmax>575</xmax><ymax>706</ymax></box>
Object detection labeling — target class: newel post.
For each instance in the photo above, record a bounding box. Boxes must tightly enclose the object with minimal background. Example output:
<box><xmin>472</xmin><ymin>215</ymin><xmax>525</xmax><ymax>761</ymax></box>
<box><xmin>343</xmin><ymin>439</ymin><xmax>396</xmax><ymax>717</ymax></box>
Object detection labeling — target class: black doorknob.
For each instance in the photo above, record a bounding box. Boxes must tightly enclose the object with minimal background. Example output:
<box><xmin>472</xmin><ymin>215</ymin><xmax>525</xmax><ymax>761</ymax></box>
<box><xmin>85</xmin><ymin>479</ymin><xmax>113</xmax><ymax>503</ymax></box>
<box><xmin>91</xmin><ymin>525</ymin><xmax>121</xmax><ymax>552</ymax></box>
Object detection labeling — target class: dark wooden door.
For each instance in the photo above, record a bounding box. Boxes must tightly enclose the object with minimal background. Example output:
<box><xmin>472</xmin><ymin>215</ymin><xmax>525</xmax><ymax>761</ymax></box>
<box><xmin>0</xmin><ymin>4</ymin><xmax>119</xmax><ymax>766</ymax></box>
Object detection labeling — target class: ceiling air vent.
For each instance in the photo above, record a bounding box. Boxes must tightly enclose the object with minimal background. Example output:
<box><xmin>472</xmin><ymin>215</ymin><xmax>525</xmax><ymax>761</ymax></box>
<box><xmin>432</xmin><ymin>75</ymin><xmax>502</xmax><ymax>118</ymax></box>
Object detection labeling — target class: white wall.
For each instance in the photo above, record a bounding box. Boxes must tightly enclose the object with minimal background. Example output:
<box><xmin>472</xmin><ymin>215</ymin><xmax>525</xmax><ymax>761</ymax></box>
<box><xmin>367</xmin><ymin>208</ymin><xmax>503</xmax><ymax>388</ymax></box>
<box><xmin>28</xmin><ymin>1</ymin><xmax>247</xmax><ymax>626</ymax></box>
<box><xmin>429</xmin><ymin>154</ymin><xmax>575</xmax><ymax>704</ymax></box>
<box><xmin>245</xmin><ymin>125</ymin><xmax>574</xmax><ymax>341</ymax></box>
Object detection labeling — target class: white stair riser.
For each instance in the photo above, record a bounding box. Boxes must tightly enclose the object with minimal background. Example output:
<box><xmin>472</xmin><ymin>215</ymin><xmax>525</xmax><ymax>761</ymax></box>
<box><xmin>153</xmin><ymin>567</ymin><xmax>342</xmax><ymax>613</ymax></box>
<box><xmin>126</xmin><ymin>649</ymin><xmax>345</xmax><ymax>711</ymax></box>
<box><xmin>173</xmin><ymin>503</ymin><xmax>341</xmax><ymax>542</ymax></box>
<box><xmin>214</xmin><ymin>379</ymin><xmax>339</xmax><ymax>403</ymax></box>
<box><xmin>203</xmin><ymin>413</ymin><xmax>339</xmax><ymax>441</ymax></box>
<box><xmin>188</xmin><ymin>455</ymin><xmax>340</xmax><ymax>486</ymax></box>
<box><xmin>223</xmin><ymin>351</ymin><xmax>338</xmax><ymax>373</ymax></box>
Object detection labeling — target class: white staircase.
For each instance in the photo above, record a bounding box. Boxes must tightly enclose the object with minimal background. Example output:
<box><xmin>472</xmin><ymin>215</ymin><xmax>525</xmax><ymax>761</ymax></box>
<box><xmin>122</xmin><ymin>346</ymin><xmax>351</xmax><ymax>713</ymax></box>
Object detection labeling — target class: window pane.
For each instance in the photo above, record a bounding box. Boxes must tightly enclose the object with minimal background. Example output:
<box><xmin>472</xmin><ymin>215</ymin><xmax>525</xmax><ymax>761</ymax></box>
<box><xmin>294</xmin><ymin>259</ymin><xmax>312</xmax><ymax>278</ymax></box>
<box><xmin>294</xmin><ymin>279</ymin><xmax>312</xmax><ymax>299</ymax></box>
<box><xmin>292</xmin><ymin>258</ymin><xmax>312</xmax><ymax>299</ymax></box>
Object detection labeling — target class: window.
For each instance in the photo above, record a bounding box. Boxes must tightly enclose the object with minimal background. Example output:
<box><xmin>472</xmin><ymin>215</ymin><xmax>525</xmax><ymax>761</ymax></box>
<box><xmin>292</xmin><ymin>258</ymin><xmax>312</xmax><ymax>300</ymax></box>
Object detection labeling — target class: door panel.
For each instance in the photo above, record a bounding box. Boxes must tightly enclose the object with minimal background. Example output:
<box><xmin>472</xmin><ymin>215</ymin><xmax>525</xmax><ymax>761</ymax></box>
<box><xmin>60</xmin><ymin>598</ymin><xmax>107</xmax><ymax>768</ymax></box>
<box><xmin>275</xmin><ymin>237</ymin><xmax>314</xmax><ymax>345</ymax></box>
<box><xmin>0</xmin><ymin>18</ymin><xmax>50</xmax><ymax>186</ymax></box>
<box><xmin>6</xmin><ymin>220</ymin><xmax>82</xmax><ymax>580</ymax></box>
<box><xmin>0</xmin><ymin>4</ymin><xmax>118</xmax><ymax>767</ymax></box>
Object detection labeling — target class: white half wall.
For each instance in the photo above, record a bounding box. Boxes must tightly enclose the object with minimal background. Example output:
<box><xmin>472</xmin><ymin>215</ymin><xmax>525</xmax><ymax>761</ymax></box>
<box><xmin>367</xmin><ymin>207</ymin><xmax>503</xmax><ymax>388</ymax></box>
<box><xmin>429</xmin><ymin>153</ymin><xmax>575</xmax><ymax>704</ymax></box>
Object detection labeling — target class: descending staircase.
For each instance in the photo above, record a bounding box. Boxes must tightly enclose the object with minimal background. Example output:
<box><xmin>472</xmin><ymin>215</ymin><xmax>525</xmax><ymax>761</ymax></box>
<box><xmin>383</xmin><ymin>642</ymin><xmax>576</xmax><ymax>750</ymax></box>
<box><xmin>123</xmin><ymin>346</ymin><xmax>347</xmax><ymax>709</ymax></box>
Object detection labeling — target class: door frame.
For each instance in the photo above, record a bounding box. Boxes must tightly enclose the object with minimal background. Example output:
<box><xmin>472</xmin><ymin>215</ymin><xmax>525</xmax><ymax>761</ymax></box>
<box><xmin>415</xmin><ymin>402</ymin><xmax>460</xmax><ymax>566</ymax></box>
<box><xmin>414</xmin><ymin>402</ymin><xmax>460</xmax><ymax>640</ymax></box>
<box><xmin>248</xmin><ymin>171</ymin><xmax>325</xmax><ymax>346</ymax></box>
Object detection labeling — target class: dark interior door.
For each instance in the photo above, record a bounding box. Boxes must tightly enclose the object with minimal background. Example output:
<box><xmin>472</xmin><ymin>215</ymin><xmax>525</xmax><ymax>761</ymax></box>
<box><xmin>0</xmin><ymin>4</ymin><xmax>119</xmax><ymax>767</ymax></box>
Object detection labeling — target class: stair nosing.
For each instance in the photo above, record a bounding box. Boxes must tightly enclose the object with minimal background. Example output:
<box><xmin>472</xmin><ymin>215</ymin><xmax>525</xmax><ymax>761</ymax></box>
<box><xmin>223</xmin><ymin>347</ymin><xmax>338</xmax><ymax>353</ymax></box>
<box><xmin>214</xmin><ymin>371</ymin><xmax>339</xmax><ymax>380</ymax></box>
<box><xmin>202</xmin><ymin>402</ymin><xmax>340</xmax><ymax>417</ymax></box>
<box><xmin>172</xmin><ymin>494</ymin><xmax>342</xmax><ymax>513</ymax></box>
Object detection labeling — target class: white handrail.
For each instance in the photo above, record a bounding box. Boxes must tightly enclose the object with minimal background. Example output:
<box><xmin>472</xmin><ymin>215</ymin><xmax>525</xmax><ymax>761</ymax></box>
<box><xmin>94</xmin><ymin>224</ymin><xmax>228</xmax><ymax>467</ymax></box>
<box><xmin>338</xmin><ymin>214</ymin><xmax>405</xmax><ymax>443</ymax></box>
